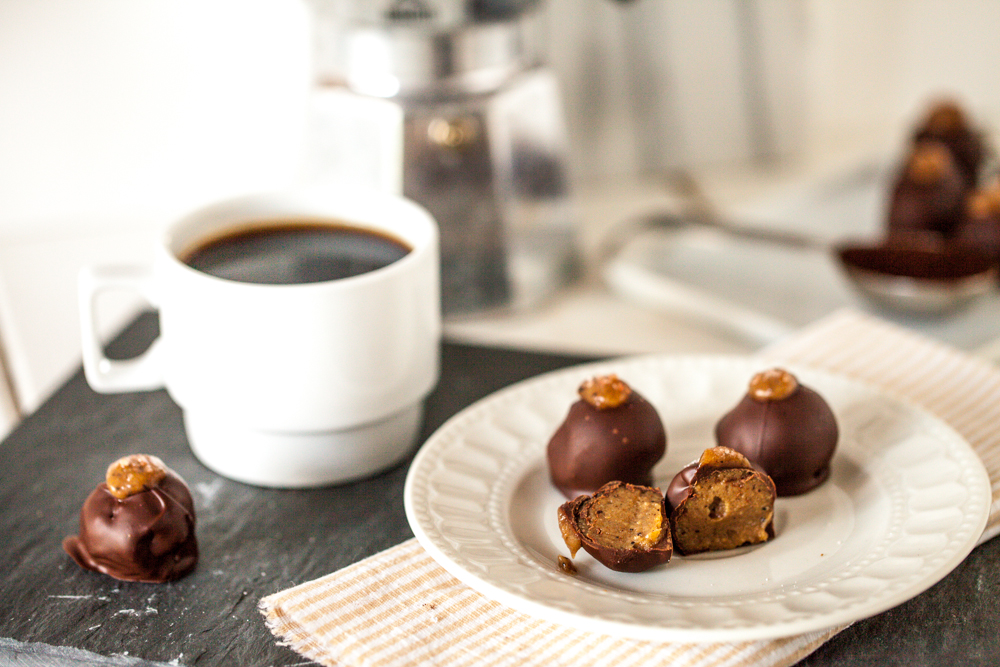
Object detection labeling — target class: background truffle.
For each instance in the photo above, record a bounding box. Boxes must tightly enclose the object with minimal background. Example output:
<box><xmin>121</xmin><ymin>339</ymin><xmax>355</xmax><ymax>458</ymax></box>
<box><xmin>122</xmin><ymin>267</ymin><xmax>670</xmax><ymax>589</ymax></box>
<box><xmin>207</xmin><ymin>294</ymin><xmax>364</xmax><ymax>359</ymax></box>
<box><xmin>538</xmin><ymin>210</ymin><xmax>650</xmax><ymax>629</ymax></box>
<box><xmin>886</xmin><ymin>142</ymin><xmax>969</xmax><ymax>239</ymax></box>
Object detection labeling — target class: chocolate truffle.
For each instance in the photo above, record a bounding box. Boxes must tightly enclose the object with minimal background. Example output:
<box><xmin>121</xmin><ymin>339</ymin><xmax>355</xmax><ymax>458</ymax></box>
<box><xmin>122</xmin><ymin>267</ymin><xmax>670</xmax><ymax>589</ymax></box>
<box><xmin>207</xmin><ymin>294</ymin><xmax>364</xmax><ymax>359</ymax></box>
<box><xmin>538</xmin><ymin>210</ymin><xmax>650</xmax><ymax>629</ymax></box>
<box><xmin>558</xmin><ymin>481</ymin><xmax>672</xmax><ymax>572</ymax></box>
<box><xmin>913</xmin><ymin>100</ymin><xmax>986</xmax><ymax>187</ymax></box>
<box><xmin>667</xmin><ymin>447</ymin><xmax>775</xmax><ymax>556</ymax></box>
<box><xmin>955</xmin><ymin>180</ymin><xmax>1000</xmax><ymax>269</ymax></box>
<box><xmin>887</xmin><ymin>142</ymin><xmax>969</xmax><ymax>239</ymax></box>
<box><xmin>547</xmin><ymin>374</ymin><xmax>666</xmax><ymax>499</ymax></box>
<box><xmin>715</xmin><ymin>368</ymin><xmax>838</xmax><ymax>497</ymax></box>
<box><xmin>63</xmin><ymin>454</ymin><xmax>198</xmax><ymax>583</ymax></box>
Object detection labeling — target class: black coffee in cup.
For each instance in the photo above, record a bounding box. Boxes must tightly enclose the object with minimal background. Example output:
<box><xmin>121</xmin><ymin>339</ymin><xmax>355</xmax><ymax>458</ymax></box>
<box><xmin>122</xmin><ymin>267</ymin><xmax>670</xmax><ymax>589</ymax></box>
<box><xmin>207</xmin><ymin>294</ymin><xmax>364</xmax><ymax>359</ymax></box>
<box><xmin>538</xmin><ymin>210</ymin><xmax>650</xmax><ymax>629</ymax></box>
<box><xmin>181</xmin><ymin>220</ymin><xmax>412</xmax><ymax>285</ymax></box>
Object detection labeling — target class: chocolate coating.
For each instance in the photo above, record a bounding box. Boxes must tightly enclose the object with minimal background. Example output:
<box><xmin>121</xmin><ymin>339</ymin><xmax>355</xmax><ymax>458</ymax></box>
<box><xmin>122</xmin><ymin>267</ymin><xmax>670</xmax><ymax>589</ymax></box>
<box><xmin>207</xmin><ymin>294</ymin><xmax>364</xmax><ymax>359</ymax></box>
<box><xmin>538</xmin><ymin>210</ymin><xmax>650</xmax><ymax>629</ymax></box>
<box><xmin>63</xmin><ymin>468</ymin><xmax>198</xmax><ymax>583</ymax></box>
<box><xmin>547</xmin><ymin>386</ymin><xmax>666</xmax><ymax>499</ymax></box>
<box><xmin>715</xmin><ymin>383</ymin><xmax>838</xmax><ymax>497</ymax></box>
<box><xmin>837</xmin><ymin>238</ymin><xmax>995</xmax><ymax>281</ymax></box>
<box><xmin>666</xmin><ymin>463</ymin><xmax>698</xmax><ymax>510</ymax></box>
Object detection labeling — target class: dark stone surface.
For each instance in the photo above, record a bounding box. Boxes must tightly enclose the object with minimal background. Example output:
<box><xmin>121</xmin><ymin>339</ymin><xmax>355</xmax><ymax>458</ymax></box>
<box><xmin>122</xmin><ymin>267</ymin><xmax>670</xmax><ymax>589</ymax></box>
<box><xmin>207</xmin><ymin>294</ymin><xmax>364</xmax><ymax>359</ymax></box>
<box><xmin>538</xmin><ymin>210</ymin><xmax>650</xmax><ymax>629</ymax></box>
<box><xmin>798</xmin><ymin>534</ymin><xmax>1000</xmax><ymax>667</ymax></box>
<box><xmin>2</xmin><ymin>312</ymin><xmax>999</xmax><ymax>666</ymax></box>
<box><xmin>0</xmin><ymin>312</ymin><xmax>596</xmax><ymax>666</ymax></box>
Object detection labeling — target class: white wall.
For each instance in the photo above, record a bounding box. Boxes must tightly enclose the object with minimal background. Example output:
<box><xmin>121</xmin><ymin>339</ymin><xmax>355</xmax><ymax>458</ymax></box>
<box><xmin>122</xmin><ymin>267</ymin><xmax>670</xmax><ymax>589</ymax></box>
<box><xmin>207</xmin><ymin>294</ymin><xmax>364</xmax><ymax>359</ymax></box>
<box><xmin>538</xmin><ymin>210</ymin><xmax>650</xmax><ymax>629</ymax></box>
<box><xmin>543</xmin><ymin>0</ymin><xmax>808</xmax><ymax>177</ymax></box>
<box><xmin>800</xmin><ymin>0</ymin><xmax>1000</xmax><ymax>150</ymax></box>
<box><xmin>0</xmin><ymin>0</ymin><xmax>311</xmax><ymax>417</ymax></box>
<box><xmin>545</xmin><ymin>0</ymin><xmax>1000</xmax><ymax>178</ymax></box>
<box><xmin>6</xmin><ymin>0</ymin><xmax>1000</xmax><ymax>231</ymax></box>
<box><xmin>0</xmin><ymin>0</ymin><xmax>311</xmax><ymax>234</ymax></box>
<box><xmin>3</xmin><ymin>0</ymin><xmax>1000</xmax><ymax>423</ymax></box>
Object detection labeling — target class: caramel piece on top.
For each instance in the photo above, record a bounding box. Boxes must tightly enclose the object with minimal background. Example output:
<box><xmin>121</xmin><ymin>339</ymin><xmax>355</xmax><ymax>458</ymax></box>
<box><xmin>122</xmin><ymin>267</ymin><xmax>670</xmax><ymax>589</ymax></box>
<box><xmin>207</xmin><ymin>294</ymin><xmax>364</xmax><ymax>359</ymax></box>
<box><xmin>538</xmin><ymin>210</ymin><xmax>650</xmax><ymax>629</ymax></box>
<box><xmin>698</xmin><ymin>445</ymin><xmax>753</xmax><ymax>470</ymax></box>
<box><xmin>106</xmin><ymin>454</ymin><xmax>168</xmax><ymax>500</ymax></box>
<box><xmin>906</xmin><ymin>143</ymin><xmax>953</xmax><ymax>185</ymax></box>
<box><xmin>578</xmin><ymin>374</ymin><xmax>632</xmax><ymax>410</ymax></box>
<box><xmin>748</xmin><ymin>368</ymin><xmax>798</xmax><ymax>402</ymax></box>
<box><xmin>967</xmin><ymin>180</ymin><xmax>1000</xmax><ymax>218</ymax></box>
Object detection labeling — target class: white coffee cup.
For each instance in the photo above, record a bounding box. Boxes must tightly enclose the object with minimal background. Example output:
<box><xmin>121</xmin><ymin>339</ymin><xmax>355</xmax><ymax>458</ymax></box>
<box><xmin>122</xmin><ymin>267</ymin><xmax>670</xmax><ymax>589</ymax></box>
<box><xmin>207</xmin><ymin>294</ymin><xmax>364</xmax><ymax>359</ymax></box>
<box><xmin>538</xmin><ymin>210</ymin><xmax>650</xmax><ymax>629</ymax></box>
<box><xmin>78</xmin><ymin>188</ymin><xmax>440</xmax><ymax>488</ymax></box>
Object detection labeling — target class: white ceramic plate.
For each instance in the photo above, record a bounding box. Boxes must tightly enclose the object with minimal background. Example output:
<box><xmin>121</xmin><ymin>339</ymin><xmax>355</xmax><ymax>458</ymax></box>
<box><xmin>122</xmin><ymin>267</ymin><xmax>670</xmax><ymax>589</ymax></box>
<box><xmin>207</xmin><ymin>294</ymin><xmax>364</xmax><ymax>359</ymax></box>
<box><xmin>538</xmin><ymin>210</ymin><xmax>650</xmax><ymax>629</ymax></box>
<box><xmin>404</xmin><ymin>355</ymin><xmax>991</xmax><ymax>642</ymax></box>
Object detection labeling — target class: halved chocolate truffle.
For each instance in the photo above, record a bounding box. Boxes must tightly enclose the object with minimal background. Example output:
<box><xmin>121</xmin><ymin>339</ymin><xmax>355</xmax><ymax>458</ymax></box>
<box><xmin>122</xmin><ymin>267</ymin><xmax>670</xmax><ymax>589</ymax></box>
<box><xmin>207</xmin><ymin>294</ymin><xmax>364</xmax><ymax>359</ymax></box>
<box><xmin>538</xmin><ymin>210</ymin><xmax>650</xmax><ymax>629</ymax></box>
<box><xmin>715</xmin><ymin>368</ymin><xmax>838</xmax><ymax>497</ymax></box>
<box><xmin>63</xmin><ymin>454</ymin><xmax>198</xmax><ymax>583</ymax></box>
<box><xmin>667</xmin><ymin>447</ymin><xmax>775</xmax><ymax>556</ymax></box>
<box><xmin>547</xmin><ymin>374</ymin><xmax>666</xmax><ymax>499</ymax></box>
<box><xmin>558</xmin><ymin>481</ymin><xmax>672</xmax><ymax>572</ymax></box>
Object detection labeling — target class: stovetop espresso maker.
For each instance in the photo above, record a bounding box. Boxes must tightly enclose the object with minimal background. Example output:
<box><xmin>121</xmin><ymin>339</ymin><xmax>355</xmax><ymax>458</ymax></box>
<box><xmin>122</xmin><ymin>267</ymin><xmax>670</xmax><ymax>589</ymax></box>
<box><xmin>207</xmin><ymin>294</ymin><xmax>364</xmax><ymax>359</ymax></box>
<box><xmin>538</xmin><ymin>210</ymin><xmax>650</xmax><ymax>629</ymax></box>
<box><xmin>304</xmin><ymin>0</ymin><xmax>579</xmax><ymax>316</ymax></box>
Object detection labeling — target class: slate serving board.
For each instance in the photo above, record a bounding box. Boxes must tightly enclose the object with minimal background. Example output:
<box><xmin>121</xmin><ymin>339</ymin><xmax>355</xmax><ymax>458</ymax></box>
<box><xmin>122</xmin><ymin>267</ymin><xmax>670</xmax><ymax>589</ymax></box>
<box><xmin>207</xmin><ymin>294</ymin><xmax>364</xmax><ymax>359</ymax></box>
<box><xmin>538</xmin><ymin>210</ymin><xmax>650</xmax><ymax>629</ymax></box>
<box><xmin>2</xmin><ymin>313</ymin><xmax>1000</xmax><ymax>666</ymax></box>
<box><xmin>0</xmin><ymin>312</ymin><xmax>596</xmax><ymax>665</ymax></box>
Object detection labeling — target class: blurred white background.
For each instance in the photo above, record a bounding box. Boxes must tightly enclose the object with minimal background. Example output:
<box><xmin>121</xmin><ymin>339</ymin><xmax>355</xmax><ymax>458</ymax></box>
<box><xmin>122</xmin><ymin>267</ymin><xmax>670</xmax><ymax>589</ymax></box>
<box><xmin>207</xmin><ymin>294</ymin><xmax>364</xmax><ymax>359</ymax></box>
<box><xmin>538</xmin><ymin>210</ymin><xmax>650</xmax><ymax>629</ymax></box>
<box><xmin>2</xmin><ymin>0</ymin><xmax>1000</xmax><ymax>435</ymax></box>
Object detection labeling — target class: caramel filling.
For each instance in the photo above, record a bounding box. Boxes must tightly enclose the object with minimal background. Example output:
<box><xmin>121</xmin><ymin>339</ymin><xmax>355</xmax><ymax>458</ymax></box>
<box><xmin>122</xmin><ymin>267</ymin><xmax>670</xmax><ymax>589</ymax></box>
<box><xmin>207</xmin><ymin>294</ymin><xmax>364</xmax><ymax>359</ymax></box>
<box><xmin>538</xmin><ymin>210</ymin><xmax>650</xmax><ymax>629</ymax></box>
<box><xmin>672</xmin><ymin>468</ymin><xmax>774</xmax><ymax>554</ymax></box>
<box><xmin>579</xmin><ymin>484</ymin><xmax>664</xmax><ymax>551</ymax></box>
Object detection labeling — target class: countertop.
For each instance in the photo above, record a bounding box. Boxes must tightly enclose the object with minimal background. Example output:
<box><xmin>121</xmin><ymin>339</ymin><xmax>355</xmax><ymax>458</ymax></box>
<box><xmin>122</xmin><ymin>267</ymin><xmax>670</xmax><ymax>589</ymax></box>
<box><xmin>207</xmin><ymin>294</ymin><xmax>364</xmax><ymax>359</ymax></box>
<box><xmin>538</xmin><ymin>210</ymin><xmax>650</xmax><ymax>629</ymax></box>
<box><xmin>0</xmin><ymin>313</ymin><xmax>598</xmax><ymax>666</ymax></box>
<box><xmin>2</xmin><ymin>312</ymin><xmax>1000</xmax><ymax>666</ymax></box>
<box><xmin>4</xmin><ymin>153</ymin><xmax>1000</xmax><ymax>665</ymax></box>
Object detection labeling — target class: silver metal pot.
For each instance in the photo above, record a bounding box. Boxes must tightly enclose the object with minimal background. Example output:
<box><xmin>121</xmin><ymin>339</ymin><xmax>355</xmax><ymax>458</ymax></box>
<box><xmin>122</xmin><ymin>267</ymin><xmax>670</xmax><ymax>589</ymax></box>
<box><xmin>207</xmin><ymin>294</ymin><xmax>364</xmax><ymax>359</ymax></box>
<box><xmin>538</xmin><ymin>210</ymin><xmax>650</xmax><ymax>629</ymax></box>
<box><xmin>307</xmin><ymin>0</ymin><xmax>579</xmax><ymax>316</ymax></box>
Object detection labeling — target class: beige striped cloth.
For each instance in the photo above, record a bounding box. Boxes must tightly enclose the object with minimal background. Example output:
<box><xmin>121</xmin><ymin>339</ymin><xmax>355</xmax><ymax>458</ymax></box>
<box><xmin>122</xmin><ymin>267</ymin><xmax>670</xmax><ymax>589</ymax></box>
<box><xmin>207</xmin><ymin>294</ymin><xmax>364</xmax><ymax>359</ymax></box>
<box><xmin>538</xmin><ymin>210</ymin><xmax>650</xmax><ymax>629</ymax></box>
<box><xmin>260</xmin><ymin>308</ymin><xmax>1000</xmax><ymax>667</ymax></box>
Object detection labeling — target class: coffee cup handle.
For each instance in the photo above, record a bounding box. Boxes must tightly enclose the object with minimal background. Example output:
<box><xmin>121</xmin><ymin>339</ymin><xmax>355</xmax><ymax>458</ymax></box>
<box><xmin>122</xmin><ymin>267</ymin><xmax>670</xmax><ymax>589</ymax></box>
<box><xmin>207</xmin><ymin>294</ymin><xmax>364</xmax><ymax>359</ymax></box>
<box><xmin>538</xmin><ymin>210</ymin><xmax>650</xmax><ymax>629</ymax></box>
<box><xmin>78</xmin><ymin>265</ymin><xmax>165</xmax><ymax>393</ymax></box>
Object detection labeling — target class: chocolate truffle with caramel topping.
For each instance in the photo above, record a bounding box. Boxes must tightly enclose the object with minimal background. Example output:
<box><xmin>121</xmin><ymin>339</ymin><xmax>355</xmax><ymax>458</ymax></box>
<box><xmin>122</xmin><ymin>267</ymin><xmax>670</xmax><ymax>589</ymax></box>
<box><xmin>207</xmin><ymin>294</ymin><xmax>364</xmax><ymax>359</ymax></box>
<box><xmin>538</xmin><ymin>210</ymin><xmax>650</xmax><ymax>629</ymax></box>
<box><xmin>63</xmin><ymin>454</ymin><xmax>198</xmax><ymax>583</ymax></box>
<box><xmin>715</xmin><ymin>368</ymin><xmax>838</xmax><ymax>497</ymax></box>
<box><xmin>558</xmin><ymin>481</ymin><xmax>672</xmax><ymax>572</ymax></box>
<box><xmin>887</xmin><ymin>142</ymin><xmax>969</xmax><ymax>238</ymax></box>
<box><xmin>913</xmin><ymin>100</ymin><xmax>986</xmax><ymax>187</ymax></box>
<box><xmin>667</xmin><ymin>446</ymin><xmax>776</xmax><ymax>555</ymax></box>
<box><xmin>955</xmin><ymin>179</ymin><xmax>1000</xmax><ymax>268</ymax></box>
<box><xmin>547</xmin><ymin>374</ymin><xmax>666</xmax><ymax>499</ymax></box>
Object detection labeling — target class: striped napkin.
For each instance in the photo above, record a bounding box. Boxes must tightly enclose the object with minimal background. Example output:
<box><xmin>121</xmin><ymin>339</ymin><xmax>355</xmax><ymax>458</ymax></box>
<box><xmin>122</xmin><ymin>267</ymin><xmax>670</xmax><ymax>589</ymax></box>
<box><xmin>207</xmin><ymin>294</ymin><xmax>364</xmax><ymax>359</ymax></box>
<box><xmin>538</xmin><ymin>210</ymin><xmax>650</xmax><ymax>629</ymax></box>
<box><xmin>260</xmin><ymin>308</ymin><xmax>1000</xmax><ymax>667</ymax></box>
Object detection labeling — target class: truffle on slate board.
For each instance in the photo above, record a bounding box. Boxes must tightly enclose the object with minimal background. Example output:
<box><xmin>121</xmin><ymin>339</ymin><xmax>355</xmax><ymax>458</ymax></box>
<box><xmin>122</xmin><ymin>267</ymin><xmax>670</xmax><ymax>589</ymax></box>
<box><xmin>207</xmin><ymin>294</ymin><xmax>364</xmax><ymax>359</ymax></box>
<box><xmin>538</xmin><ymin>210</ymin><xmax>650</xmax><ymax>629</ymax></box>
<box><xmin>63</xmin><ymin>454</ymin><xmax>198</xmax><ymax>583</ymax></box>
